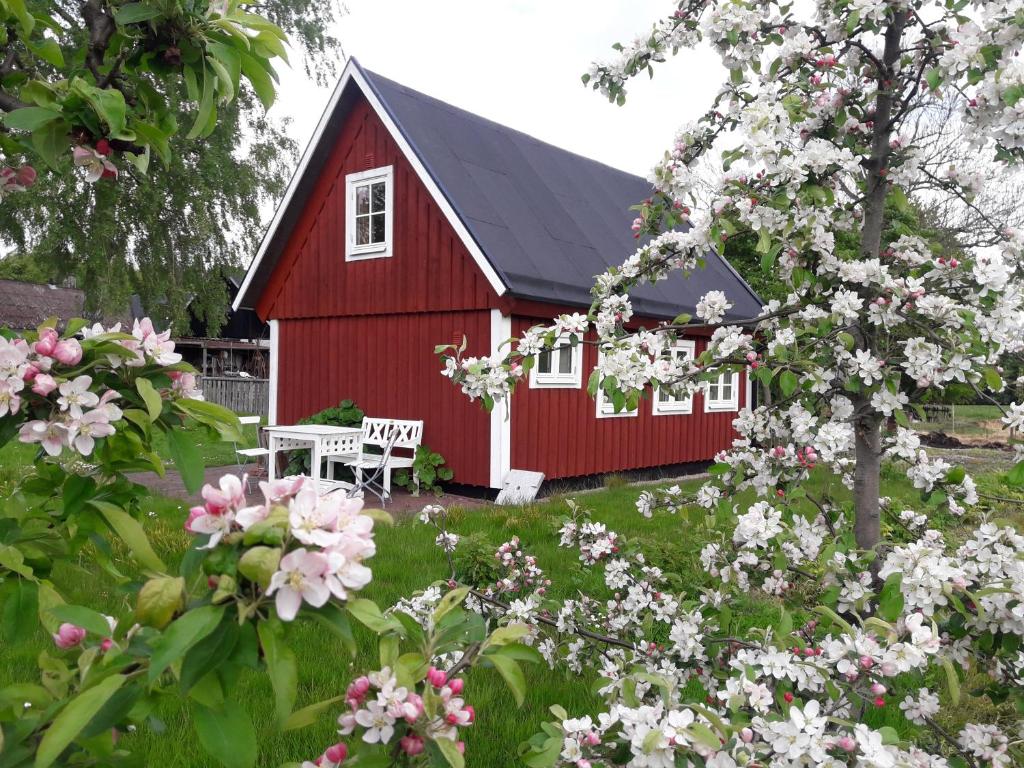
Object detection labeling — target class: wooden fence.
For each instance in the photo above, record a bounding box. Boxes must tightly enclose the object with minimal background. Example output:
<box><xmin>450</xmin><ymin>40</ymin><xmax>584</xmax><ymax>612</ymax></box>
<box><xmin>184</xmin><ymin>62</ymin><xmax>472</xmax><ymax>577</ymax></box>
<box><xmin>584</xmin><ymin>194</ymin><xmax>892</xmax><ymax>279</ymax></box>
<box><xmin>197</xmin><ymin>376</ymin><xmax>269</xmax><ymax>417</ymax></box>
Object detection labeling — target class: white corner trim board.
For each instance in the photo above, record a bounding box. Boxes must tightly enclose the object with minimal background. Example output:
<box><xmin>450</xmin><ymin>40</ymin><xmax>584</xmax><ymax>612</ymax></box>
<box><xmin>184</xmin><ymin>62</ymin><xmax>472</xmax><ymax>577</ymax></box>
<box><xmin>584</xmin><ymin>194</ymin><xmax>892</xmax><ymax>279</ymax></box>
<box><xmin>234</xmin><ymin>59</ymin><xmax>507</xmax><ymax>312</ymax></box>
<box><xmin>489</xmin><ymin>309</ymin><xmax>513</xmax><ymax>488</ymax></box>
<box><xmin>268</xmin><ymin>319</ymin><xmax>279</xmax><ymax>425</ymax></box>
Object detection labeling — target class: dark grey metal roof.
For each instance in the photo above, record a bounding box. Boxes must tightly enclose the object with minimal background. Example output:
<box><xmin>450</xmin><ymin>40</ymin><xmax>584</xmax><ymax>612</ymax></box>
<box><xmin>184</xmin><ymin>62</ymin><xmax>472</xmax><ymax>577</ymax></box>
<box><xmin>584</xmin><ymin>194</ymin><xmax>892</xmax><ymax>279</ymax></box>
<box><xmin>239</xmin><ymin>59</ymin><xmax>763</xmax><ymax>321</ymax></box>
<box><xmin>363</xmin><ymin>68</ymin><xmax>762</xmax><ymax>321</ymax></box>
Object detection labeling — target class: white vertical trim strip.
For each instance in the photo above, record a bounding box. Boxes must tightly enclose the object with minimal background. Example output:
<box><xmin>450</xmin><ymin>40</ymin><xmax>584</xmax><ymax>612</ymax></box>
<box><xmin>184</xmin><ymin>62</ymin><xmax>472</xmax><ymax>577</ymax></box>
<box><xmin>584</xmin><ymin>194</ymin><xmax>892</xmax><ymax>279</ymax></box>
<box><xmin>268</xmin><ymin>319</ymin><xmax>279</xmax><ymax>425</ymax></box>
<box><xmin>489</xmin><ymin>309</ymin><xmax>512</xmax><ymax>488</ymax></box>
<box><xmin>745</xmin><ymin>367</ymin><xmax>753</xmax><ymax>412</ymax></box>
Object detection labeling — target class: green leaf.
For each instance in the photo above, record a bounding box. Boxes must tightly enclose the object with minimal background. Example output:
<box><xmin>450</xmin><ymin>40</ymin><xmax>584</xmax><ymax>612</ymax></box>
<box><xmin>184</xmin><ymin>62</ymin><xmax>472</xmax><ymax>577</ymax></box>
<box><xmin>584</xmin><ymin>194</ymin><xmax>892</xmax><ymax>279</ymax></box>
<box><xmin>188</xmin><ymin>65</ymin><xmax>216</xmax><ymax>139</ymax></box>
<box><xmin>148</xmin><ymin>605</ymin><xmax>226</xmax><ymax>683</ymax></box>
<box><xmin>346</xmin><ymin>598</ymin><xmax>402</xmax><ymax>635</ymax></box>
<box><xmin>435</xmin><ymin>737</ymin><xmax>465</xmax><ymax>768</ymax></box>
<box><xmin>433</xmin><ymin>586</ymin><xmax>470</xmax><ymax>624</ymax></box>
<box><xmin>35</xmin><ymin>675</ymin><xmax>126</xmax><ymax>768</ymax></box>
<box><xmin>1006</xmin><ymin>460</ymin><xmax>1024</xmax><ymax>488</ymax></box>
<box><xmin>2</xmin><ymin>106</ymin><xmax>62</xmax><ymax>131</ymax></box>
<box><xmin>90</xmin><ymin>500</ymin><xmax>166</xmax><ymax>572</ymax></box>
<box><xmin>175</xmin><ymin>398</ymin><xmax>243</xmax><ymax>441</ymax></box>
<box><xmin>48</xmin><ymin>604</ymin><xmax>112</xmax><ymax>638</ymax></box>
<box><xmin>193</xmin><ymin>701</ymin><xmax>257</xmax><ymax>768</ymax></box>
<box><xmin>941</xmin><ymin>657</ymin><xmax>961</xmax><ymax>705</ymax></box>
<box><xmin>1</xmin><ymin>579</ymin><xmax>38</xmax><ymax>643</ymax></box>
<box><xmin>983</xmin><ymin>367</ymin><xmax>1003</xmax><ymax>391</ymax></box>
<box><xmin>30</xmin><ymin>118</ymin><xmax>69</xmax><ymax>169</ymax></box>
<box><xmin>136</xmin><ymin>377</ymin><xmax>163</xmax><ymax>421</ymax></box>
<box><xmin>114</xmin><ymin>3</ymin><xmax>163</xmax><ymax>23</ymax></box>
<box><xmin>4</xmin><ymin>0</ymin><xmax>33</xmax><ymax>33</ymax></box>
<box><xmin>258</xmin><ymin>619</ymin><xmax>298</xmax><ymax>728</ymax></box>
<box><xmin>282</xmin><ymin>694</ymin><xmax>345</xmax><ymax>731</ymax></box>
<box><xmin>239</xmin><ymin>50</ymin><xmax>276</xmax><ymax>109</ymax></box>
<box><xmin>487</xmin><ymin>653</ymin><xmax>526</xmax><ymax>707</ymax></box>
<box><xmin>166</xmin><ymin>427</ymin><xmax>205</xmax><ymax>494</ymax></box>
<box><xmin>877</xmin><ymin>573</ymin><xmax>904</xmax><ymax>622</ymax></box>
<box><xmin>180</xmin><ymin>613</ymin><xmax>238</xmax><ymax>694</ymax></box>
<box><xmin>925</xmin><ymin>68</ymin><xmax>943</xmax><ymax>91</ymax></box>
<box><xmin>778</xmin><ymin>369</ymin><xmax>799</xmax><ymax>397</ymax></box>
<box><xmin>25</xmin><ymin>38</ymin><xmax>64</xmax><ymax>67</ymax></box>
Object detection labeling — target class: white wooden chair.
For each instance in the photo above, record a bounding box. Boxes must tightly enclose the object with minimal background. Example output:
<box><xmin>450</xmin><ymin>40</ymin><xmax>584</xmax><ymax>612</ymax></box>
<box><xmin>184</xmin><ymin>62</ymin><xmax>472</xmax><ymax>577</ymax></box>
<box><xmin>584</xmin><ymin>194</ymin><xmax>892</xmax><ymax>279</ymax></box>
<box><xmin>235</xmin><ymin>416</ymin><xmax>268</xmax><ymax>492</ymax></box>
<box><xmin>327</xmin><ymin>418</ymin><xmax>423</xmax><ymax>503</ymax></box>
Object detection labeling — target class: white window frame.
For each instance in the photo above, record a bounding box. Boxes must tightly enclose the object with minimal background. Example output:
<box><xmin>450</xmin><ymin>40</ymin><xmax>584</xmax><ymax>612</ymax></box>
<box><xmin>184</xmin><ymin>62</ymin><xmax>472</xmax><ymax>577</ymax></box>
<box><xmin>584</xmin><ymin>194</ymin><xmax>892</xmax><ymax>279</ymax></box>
<box><xmin>529</xmin><ymin>335</ymin><xmax>582</xmax><ymax>388</ymax></box>
<box><xmin>704</xmin><ymin>369</ymin><xmax>740</xmax><ymax>412</ymax></box>
<box><xmin>652</xmin><ymin>340</ymin><xmax>696</xmax><ymax>416</ymax></box>
<box><xmin>345</xmin><ymin>166</ymin><xmax>394</xmax><ymax>261</ymax></box>
<box><xmin>595</xmin><ymin>352</ymin><xmax>639</xmax><ymax>419</ymax></box>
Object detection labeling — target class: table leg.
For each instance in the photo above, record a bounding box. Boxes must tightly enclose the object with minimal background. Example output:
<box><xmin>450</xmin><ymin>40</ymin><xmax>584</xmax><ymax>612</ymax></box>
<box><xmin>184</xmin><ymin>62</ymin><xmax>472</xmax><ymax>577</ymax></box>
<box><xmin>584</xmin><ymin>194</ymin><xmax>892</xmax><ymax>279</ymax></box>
<box><xmin>311</xmin><ymin>441</ymin><xmax>322</xmax><ymax>494</ymax></box>
<box><xmin>268</xmin><ymin>435</ymin><xmax>277</xmax><ymax>482</ymax></box>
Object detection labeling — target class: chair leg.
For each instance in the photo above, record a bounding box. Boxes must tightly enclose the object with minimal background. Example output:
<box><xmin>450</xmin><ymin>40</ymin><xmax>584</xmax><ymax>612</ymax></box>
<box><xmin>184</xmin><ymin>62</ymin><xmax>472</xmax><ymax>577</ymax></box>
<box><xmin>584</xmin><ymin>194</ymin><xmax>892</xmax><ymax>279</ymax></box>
<box><xmin>383</xmin><ymin>468</ymin><xmax>391</xmax><ymax>499</ymax></box>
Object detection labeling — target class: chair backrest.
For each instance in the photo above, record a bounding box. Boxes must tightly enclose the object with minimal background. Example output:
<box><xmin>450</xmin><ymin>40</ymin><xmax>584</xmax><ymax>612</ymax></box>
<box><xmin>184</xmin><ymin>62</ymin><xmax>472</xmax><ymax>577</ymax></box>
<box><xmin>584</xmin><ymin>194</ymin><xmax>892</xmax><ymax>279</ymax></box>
<box><xmin>360</xmin><ymin>418</ymin><xmax>423</xmax><ymax>452</ymax></box>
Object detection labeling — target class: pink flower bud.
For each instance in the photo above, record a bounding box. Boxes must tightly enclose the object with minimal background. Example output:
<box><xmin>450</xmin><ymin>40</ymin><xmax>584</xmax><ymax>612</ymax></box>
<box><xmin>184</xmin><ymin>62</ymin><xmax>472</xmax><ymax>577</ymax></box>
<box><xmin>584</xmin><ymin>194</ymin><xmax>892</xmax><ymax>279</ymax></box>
<box><xmin>837</xmin><ymin>736</ymin><xmax>856</xmax><ymax>752</ymax></box>
<box><xmin>427</xmin><ymin>666</ymin><xmax>448</xmax><ymax>688</ymax></box>
<box><xmin>464</xmin><ymin>705</ymin><xmax>475</xmax><ymax>723</ymax></box>
<box><xmin>859</xmin><ymin>655</ymin><xmax>874</xmax><ymax>670</ymax></box>
<box><xmin>101</xmin><ymin>638</ymin><xmax>113</xmax><ymax>652</ymax></box>
<box><xmin>352</xmin><ymin>676</ymin><xmax>371</xmax><ymax>695</ymax></box>
<box><xmin>399</xmin><ymin>735</ymin><xmax>424</xmax><ymax>756</ymax></box>
<box><xmin>740</xmin><ymin>727</ymin><xmax>754</xmax><ymax>743</ymax></box>
<box><xmin>32</xmin><ymin>374</ymin><xmax>57</xmax><ymax>396</ymax></box>
<box><xmin>874</xmin><ymin>696</ymin><xmax>886</xmax><ymax>707</ymax></box>
<box><xmin>870</xmin><ymin>682</ymin><xmax>887</xmax><ymax>696</ymax></box>
<box><xmin>324</xmin><ymin>742</ymin><xmax>348</xmax><ymax>763</ymax></box>
<box><xmin>53</xmin><ymin>622</ymin><xmax>86</xmax><ymax>649</ymax></box>
<box><xmin>34</xmin><ymin>328</ymin><xmax>58</xmax><ymax>356</ymax></box>
<box><xmin>448</xmin><ymin>678</ymin><xmax>464</xmax><ymax>695</ymax></box>
<box><xmin>53</xmin><ymin>338</ymin><xmax>83</xmax><ymax>366</ymax></box>
<box><xmin>585</xmin><ymin>731</ymin><xmax>600</xmax><ymax>746</ymax></box>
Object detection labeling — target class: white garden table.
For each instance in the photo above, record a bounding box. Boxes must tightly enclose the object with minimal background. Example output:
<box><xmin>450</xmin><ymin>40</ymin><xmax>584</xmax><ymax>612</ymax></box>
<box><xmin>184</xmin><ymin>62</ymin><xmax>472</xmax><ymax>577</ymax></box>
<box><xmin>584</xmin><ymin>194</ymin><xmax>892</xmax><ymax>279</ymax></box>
<box><xmin>263</xmin><ymin>424</ymin><xmax>363</xmax><ymax>494</ymax></box>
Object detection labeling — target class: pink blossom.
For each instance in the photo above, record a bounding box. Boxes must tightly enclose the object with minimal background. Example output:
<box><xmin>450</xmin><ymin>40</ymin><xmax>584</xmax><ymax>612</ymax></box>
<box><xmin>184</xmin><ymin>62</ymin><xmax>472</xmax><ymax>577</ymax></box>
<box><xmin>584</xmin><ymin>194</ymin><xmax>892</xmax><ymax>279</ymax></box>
<box><xmin>52</xmin><ymin>622</ymin><xmax>86</xmax><ymax>649</ymax></box>
<box><xmin>73</xmin><ymin>145</ymin><xmax>117</xmax><ymax>183</ymax></box>
<box><xmin>427</xmin><ymin>666</ymin><xmax>448</xmax><ymax>688</ymax></box>
<box><xmin>70</xmin><ymin>409</ymin><xmax>116</xmax><ymax>455</ymax></box>
<box><xmin>0</xmin><ymin>376</ymin><xmax>24</xmax><ymax>416</ymax></box>
<box><xmin>53</xmin><ymin>338</ymin><xmax>83</xmax><ymax>366</ymax></box>
<box><xmin>19</xmin><ymin>419</ymin><xmax>67</xmax><ymax>456</ymax></box>
<box><xmin>267</xmin><ymin>548</ymin><xmax>331</xmax><ymax>621</ymax></box>
<box><xmin>323</xmin><ymin>742</ymin><xmax>348</xmax><ymax>764</ymax></box>
<box><xmin>56</xmin><ymin>375</ymin><xmax>99</xmax><ymax>419</ymax></box>
<box><xmin>448</xmin><ymin>678</ymin><xmax>464</xmax><ymax>695</ymax></box>
<box><xmin>130</xmin><ymin>317</ymin><xmax>181</xmax><ymax>365</ymax></box>
<box><xmin>0</xmin><ymin>164</ymin><xmax>36</xmax><ymax>197</ymax></box>
<box><xmin>34</xmin><ymin>328</ymin><xmax>58</xmax><ymax>357</ymax></box>
<box><xmin>201</xmin><ymin>474</ymin><xmax>246</xmax><ymax>515</ymax></box>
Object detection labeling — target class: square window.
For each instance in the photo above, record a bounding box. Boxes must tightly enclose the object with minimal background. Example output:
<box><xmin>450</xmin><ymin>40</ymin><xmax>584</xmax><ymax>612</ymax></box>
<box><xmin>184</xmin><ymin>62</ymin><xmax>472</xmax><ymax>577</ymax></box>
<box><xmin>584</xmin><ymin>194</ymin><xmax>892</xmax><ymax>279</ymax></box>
<box><xmin>346</xmin><ymin>166</ymin><xmax>393</xmax><ymax>260</ymax></box>
<box><xmin>653</xmin><ymin>340</ymin><xmax>696</xmax><ymax>415</ymax></box>
<box><xmin>704</xmin><ymin>369</ymin><xmax>740</xmax><ymax>412</ymax></box>
<box><xmin>595</xmin><ymin>350</ymin><xmax>638</xmax><ymax>418</ymax></box>
<box><xmin>529</xmin><ymin>334</ymin><xmax>582</xmax><ymax>388</ymax></box>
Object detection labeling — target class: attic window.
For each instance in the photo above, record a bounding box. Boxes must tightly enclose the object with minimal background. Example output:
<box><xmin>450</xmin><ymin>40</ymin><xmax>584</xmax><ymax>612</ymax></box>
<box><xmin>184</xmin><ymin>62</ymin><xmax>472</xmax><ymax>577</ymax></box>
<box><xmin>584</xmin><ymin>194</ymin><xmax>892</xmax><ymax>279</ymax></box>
<box><xmin>346</xmin><ymin>166</ymin><xmax>393</xmax><ymax>260</ymax></box>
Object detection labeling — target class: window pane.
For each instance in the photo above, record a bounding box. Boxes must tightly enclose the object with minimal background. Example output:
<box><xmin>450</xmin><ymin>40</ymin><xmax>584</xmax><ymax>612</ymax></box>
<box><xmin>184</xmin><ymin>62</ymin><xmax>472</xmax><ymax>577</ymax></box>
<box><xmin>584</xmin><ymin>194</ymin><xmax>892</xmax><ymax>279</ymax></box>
<box><xmin>355</xmin><ymin>216</ymin><xmax>370</xmax><ymax>245</ymax></box>
<box><xmin>356</xmin><ymin>185</ymin><xmax>370</xmax><ymax>215</ymax></box>
<box><xmin>538</xmin><ymin>350</ymin><xmax>551</xmax><ymax>374</ymax></box>
<box><xmin>708</xmin><ymin>383</ymin><xmax>719</xmax><ymax>401</ymax></box>
<box><xmin>557</xmin><ymin>344</ymin><xmax>573</xmax><ymax>374</ymax></box>
<box><xmin>371</xmin><ymin>213</ymin><xmax>386</xmax><ymax>243</ymax></box>
<box><xmin>722</xmin><ymin>379</ymin><xmax>733</xmax><ymax>399</ymax></box>
<box><xmin>371</xmin><ymin>182</ymin><xmax>386</xmax><ymax>212</ymax></box>
<box><xmin>658</xmin><ymin>388</ymin><xmax>669</xmax><ymax>403</ymax></box>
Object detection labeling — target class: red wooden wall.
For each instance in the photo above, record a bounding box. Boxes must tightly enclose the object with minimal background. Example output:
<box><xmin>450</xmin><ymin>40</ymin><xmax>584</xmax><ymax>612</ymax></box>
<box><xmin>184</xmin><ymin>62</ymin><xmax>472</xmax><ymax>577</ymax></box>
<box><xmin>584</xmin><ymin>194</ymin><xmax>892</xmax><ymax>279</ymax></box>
<box><xmin>276</xmin><ymin>312</ymin><xmax>493</xmax><ymax>487</ymax></box>
<box><xmin>509</xmin><ymin>315</ymin><xmax>744</xmax><ymax>480</ymax></box>
<box><xmin>257</xmin><ymin>94</ymin><xmax>499</xmax><ymax>320</ymax></box>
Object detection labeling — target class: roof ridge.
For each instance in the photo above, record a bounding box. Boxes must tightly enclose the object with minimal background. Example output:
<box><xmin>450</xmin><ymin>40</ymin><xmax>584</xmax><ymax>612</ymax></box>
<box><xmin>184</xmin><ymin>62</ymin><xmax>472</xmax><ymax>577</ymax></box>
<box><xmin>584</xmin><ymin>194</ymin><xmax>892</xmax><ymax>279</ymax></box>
<box><xmin>361</xmin><ymin>68</ymin><xmax>651</xmax><ymax>185</ymax></box>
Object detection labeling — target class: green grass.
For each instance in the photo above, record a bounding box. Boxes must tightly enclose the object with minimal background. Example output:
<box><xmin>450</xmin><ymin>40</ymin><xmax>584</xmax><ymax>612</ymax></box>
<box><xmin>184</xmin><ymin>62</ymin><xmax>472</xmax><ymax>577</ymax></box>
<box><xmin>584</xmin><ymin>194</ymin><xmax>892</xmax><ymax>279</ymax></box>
<box><xmin>2</xmin><ymin>429</ymin><xmax>1021</xmax><ymax>766</ymax></box>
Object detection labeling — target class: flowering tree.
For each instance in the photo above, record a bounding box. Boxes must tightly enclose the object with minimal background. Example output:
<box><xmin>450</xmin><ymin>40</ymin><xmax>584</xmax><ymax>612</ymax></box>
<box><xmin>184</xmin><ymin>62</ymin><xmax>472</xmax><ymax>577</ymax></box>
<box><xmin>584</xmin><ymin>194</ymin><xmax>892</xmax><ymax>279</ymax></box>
<box><xmin>434</xmin><ymin>1</ymin><xmax>1024</xmax><ymax>765</ymax></box>
<box><xmin>0</xmin><ymin>0</ymin><xmax>289</xmax><ymax>189</ymax></box>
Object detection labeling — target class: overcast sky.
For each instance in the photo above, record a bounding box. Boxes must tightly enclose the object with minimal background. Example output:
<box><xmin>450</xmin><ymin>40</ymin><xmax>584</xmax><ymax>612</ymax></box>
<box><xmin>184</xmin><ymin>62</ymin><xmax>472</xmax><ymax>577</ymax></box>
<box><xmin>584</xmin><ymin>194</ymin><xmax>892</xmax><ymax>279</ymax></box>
<box><xmin>269</xmin><ymin>0</ymin><xmax>725</xmax><ymax>180</ymax></box>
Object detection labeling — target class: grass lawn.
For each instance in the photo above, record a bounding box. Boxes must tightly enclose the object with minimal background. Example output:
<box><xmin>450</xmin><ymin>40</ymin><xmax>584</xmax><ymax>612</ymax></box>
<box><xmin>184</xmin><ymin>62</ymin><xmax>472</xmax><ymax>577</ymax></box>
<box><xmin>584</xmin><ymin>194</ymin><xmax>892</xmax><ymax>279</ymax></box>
<box><xmin>1</xmin><ymin>432</ymin><xmax>1021</xmax><ymax>766</ymax></box>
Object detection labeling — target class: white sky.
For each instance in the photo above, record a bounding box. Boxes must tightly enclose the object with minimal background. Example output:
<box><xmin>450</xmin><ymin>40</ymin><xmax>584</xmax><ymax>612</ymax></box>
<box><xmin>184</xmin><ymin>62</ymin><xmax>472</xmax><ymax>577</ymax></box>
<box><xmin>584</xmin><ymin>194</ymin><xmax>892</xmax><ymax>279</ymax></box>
<box><xmin>270</xmin><ymin>0</ymin><xmax>725</xmax><ymax>181</ymax></box>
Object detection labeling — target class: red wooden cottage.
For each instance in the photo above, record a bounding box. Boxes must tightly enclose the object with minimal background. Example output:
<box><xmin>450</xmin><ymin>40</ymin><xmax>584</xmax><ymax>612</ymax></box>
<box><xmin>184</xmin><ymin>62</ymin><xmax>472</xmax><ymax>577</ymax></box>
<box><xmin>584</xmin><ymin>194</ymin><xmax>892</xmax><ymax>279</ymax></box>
<box><xmin>234</xmin><ymin>58</ymin><xmax>762</xmax><ymax>490</ymax></box>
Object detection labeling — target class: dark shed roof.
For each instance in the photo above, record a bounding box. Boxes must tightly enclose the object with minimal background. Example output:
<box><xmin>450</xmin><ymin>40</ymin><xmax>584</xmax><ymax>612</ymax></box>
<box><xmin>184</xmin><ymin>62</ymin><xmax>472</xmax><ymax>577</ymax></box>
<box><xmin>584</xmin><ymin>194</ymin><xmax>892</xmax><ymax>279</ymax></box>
<box><xmin>237</xmin><ymin>59</ymin><xmax>762</xmax><ymax>321</ymax></box>
<box><xmin>0</xmin><ymin>279</ymin><xmax>86</xmax><ymax>330</ymax></box>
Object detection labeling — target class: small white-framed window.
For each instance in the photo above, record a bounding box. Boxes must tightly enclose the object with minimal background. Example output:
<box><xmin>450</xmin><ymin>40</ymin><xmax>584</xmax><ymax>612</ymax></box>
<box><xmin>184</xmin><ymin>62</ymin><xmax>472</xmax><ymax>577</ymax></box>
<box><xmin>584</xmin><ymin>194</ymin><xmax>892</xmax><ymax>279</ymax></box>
<box><xmin>595</xmin><ymin>352</ymin><xmax>638</xmax><ymax>418</ymax></box>
<box><xmin>529</xmin><ymin>335</ymin><xmax>582</xmax><ymax>388</ymax></box>
<box><xmin>704</xmin><ymin>369</ymin><xmax>740</xmax><ymax>412</ymax></box>
<box><xmin>652</xmin><ymin>340</ymin><xmax>696</xmax><ymax>415</ymax></box>
<box><xmin>346</xmin><ymin>166</ymin><xmax>393</xmax><ymax>261</ymax></box>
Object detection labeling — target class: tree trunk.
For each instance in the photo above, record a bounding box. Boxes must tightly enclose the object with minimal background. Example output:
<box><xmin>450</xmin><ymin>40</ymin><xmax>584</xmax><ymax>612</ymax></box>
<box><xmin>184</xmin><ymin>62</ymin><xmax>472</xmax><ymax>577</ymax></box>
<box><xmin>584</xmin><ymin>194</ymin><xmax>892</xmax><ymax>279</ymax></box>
<box><xmin>853</xmin><ymin>405</ymin><xmax>882</xmax><ymax>551</ymax></box>
<box><xmin>851</xmin><ymin>7</ymin><xmax>908</xmax><ymax>554</ymax></box>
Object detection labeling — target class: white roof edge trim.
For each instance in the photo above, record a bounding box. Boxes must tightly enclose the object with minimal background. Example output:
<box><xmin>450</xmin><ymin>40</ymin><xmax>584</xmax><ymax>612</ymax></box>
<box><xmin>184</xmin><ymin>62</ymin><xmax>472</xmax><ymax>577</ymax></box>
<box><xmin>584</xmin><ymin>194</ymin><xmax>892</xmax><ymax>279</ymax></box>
<box><xmin>233</xmin><ymin>58</ymin><xmax>508</xmax><ymax>312</ymax></box>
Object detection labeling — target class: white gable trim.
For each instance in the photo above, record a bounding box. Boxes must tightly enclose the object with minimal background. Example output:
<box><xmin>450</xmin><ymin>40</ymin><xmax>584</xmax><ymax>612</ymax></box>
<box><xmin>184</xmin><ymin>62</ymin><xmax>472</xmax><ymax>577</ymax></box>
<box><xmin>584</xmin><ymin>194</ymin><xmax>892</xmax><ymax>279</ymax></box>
<box><xmin>489</xmin><ymin>309</ymin><xmax>512</xmax><ymax>488</ymax></box>
<box><xmin>233</xmin><ymin>58</ymin><xmax>507</xmax><ymax>312</ymax></box>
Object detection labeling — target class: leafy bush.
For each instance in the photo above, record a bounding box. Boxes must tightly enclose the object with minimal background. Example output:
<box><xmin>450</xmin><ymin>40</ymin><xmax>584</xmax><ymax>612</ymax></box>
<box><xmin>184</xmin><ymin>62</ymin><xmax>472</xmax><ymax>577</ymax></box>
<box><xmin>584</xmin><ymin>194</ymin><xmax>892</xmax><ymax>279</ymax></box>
<box><xmin>285</xmin><ymin>399</ymin><xmax>364</xmax><ymax>475</ymax></box>
<box><xmin>393</xmin><ymin>445</ymin><xmax>454</xmax><ymax>496</ymax></box>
